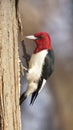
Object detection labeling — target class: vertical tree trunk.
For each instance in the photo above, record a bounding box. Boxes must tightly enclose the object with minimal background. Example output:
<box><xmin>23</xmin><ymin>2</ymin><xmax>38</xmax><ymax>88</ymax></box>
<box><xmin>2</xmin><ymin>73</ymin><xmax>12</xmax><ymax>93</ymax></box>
<box><xmin>0</xmin><ymin>0</ymin><xmax>21</xmax><ymax>130</ymax></box>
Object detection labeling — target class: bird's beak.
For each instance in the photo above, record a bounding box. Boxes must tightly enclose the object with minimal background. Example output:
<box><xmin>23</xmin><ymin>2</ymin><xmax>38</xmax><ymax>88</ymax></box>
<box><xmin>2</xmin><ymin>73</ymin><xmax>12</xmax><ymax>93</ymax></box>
<box><xmin>25</xmin><ymin>35</ymin><xmax>37</xmax><ymax>40</ymax></box>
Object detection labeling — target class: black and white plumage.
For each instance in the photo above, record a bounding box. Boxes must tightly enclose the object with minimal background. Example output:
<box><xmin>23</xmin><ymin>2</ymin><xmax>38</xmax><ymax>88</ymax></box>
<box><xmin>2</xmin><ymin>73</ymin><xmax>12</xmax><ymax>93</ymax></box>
<box><xmin>20</xmin><ymin>32</ymin><xmax>54</xmax><ymax>105</ymax></box>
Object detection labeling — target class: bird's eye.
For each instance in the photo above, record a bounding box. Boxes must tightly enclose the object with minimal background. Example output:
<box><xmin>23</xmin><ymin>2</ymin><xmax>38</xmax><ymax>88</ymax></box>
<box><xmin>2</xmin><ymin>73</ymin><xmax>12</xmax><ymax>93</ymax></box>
<box><xmin>38</xmin><ymin>35</ymin><xmax>44</xmax><ymax>39</ymax></box>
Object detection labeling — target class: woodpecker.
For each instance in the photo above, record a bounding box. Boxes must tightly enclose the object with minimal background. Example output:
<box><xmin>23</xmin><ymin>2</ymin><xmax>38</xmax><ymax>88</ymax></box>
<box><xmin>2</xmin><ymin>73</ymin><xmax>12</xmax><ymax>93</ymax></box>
<box><xmin>20</xmin><ymin>32</ymin><xmax>54</xmax><ymax>105</ymax></box>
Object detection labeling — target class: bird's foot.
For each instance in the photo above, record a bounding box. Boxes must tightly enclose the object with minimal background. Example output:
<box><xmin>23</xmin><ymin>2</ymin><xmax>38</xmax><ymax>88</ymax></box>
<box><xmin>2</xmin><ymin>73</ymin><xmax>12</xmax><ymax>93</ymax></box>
<box><xmin>20</xmin><ymin>62</ymin><xmax>28</xmax><ymax>76</ymax></box>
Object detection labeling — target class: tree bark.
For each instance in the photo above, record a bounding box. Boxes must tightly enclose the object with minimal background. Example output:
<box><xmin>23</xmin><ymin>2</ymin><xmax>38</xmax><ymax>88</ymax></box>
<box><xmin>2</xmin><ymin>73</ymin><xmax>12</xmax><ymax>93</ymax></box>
<box><xmin>0</xmin><ymin>0</ymin><xmax>21</xmax><ymax>130</ymax></box>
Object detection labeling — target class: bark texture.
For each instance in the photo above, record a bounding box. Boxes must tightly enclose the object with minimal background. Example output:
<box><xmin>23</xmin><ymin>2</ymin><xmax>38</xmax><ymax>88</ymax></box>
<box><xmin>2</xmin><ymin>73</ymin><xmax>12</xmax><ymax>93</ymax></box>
<box><xmin>0</xmin><ymin>0</ymin><xmax>21</xmax><ymax>130</ymax></box>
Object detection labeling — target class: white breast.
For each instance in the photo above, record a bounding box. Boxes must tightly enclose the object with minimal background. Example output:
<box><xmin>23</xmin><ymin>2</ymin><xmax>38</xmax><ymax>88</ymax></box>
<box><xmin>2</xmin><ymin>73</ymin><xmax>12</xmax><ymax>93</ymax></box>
<box><xmin>27</xmin><ymin>50</ymin><xmax>48</xmax><ymax>82</ymax></box>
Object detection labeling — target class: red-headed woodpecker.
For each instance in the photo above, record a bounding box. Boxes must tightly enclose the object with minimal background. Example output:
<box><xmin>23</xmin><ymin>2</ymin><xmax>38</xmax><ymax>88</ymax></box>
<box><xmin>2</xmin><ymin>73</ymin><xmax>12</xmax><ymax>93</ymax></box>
<box><xmin>20</xmin><ymin>32</ymin><xmax>54</xmax><ymax>105</ymax></box>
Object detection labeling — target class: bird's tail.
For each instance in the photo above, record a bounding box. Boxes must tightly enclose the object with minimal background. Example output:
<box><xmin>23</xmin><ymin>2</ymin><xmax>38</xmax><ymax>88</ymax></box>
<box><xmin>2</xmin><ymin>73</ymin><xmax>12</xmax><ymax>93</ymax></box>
<box><xmin>30</xmin><ymin>91</ymin><xmax>38</xmax><ymax>105</ymax></box>
<box><xmin>20</xmin><ymin>92</ymin><xmax>27</xmax><ymax>105</ymax></box>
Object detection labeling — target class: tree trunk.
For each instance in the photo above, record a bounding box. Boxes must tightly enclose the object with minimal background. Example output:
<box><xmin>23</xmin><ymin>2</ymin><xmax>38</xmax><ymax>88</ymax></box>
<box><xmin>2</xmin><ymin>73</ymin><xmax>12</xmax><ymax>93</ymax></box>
<box><xmin>0</xmin><ymin>0</ymin><xmax>21</xmax><ymax>130</ymax></box>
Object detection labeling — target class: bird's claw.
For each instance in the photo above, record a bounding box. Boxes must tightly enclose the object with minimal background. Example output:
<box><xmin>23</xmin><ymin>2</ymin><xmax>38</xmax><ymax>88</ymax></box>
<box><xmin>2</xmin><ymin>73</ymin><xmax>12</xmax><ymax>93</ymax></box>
<box><xmin>20</xmin><ymin>62</ymin><xmax>28</xmax><ymax>76</ymax></box>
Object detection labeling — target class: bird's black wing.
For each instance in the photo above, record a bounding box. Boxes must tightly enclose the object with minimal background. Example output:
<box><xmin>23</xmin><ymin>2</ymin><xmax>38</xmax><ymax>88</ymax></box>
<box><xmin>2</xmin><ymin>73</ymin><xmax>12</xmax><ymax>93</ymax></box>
<box><xmin>42</xmin><ymin>50</ymin><xmax>54</xmax><ymax>80</ymax></box>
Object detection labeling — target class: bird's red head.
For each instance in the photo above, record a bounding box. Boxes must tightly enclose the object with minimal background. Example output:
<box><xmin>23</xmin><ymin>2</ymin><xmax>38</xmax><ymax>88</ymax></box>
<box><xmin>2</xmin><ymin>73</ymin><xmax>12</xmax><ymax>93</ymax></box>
<box><xmin>34</xmin><ymin>32</ymin><xmax>52</xmax><ymax>53</ymax></box>
<box><xmin>25</xmin><ymin>32</ymin><xmax>52</xmax><ymax>53</ymax></box>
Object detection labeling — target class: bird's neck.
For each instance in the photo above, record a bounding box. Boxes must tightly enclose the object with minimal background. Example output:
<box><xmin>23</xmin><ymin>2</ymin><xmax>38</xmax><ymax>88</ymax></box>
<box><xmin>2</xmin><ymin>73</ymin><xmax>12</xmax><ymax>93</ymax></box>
<box><xmin>34</xmin><ymin>44</ymin><xmax>52</xmax><ymax>54</ymax></box>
